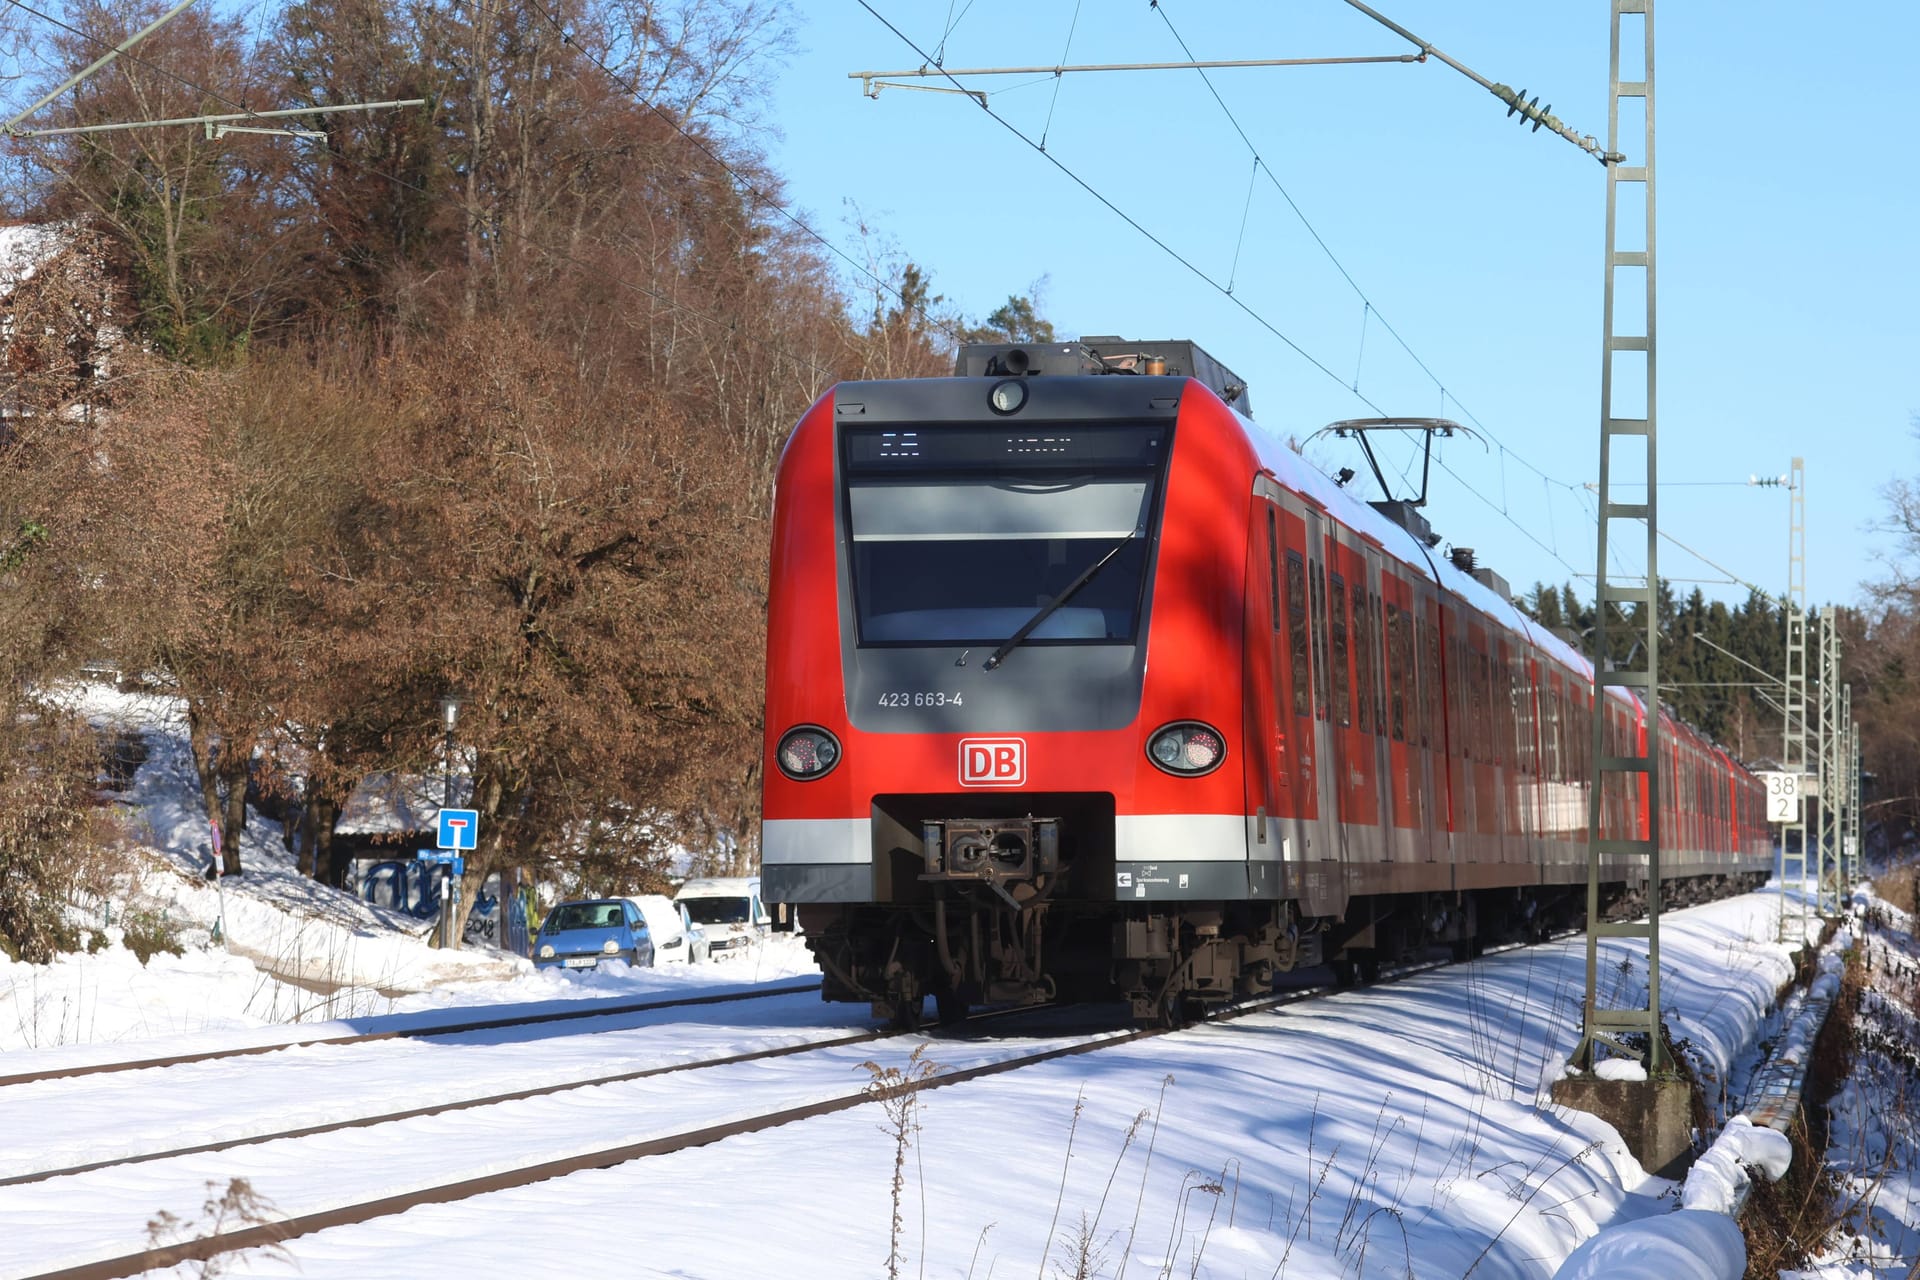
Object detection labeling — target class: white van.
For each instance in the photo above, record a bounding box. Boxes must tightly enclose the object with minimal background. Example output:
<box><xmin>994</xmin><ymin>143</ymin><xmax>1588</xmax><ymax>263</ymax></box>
<box><xmin>674</xmin><ymin>877</ymin><xmax>769</xmax><ymax>958</ymax></box>
<box><xmin>624</xmin><ymin>893</ymin><xmax>708</xmax><ymax>965</ymax></box>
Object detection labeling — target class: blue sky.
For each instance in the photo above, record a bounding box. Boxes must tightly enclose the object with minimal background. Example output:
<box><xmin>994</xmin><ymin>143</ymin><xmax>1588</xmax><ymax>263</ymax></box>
<box><xmin>763</xmin><ymin>1</ymin><xmax>1919</xmax><ymax>613</ymax></box>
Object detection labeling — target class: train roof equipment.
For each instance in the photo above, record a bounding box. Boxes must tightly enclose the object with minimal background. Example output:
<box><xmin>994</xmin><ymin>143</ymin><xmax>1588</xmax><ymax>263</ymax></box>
<box><xmin>954</xmin><ymin>337</ymin><xmax>1252</xmax><ymax>419</ymax></box>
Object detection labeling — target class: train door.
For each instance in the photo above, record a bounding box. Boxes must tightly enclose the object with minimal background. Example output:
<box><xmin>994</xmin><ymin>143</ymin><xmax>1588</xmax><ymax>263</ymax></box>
<box><xmin>1381</xmin><ymin>574</ymin><xmax>1414</xmax><ymax>863</ymax></box>
<box><xmin>1397</xmin><ymin>575</ymin><xmax>1443</xmax><ymax>867</ymax></box>
<box><xmin>1420</xmin><ymin>594</ymin><xmax>1443</xmax><ymax>859</ymax></box>
<box><xmin>1243</xmin><ymin>494</ymin><xmax>1283</xmax><ymax>899</ymax></box>
<box><xmin>1277</xmin><ymin>502</ymin><xmax>1341</xmax><ymax>917</ymax></box>
<box><xmin>1496</xmin><ymin>637</ymin><xmax>1522</xmax><ymax>866</ymax></box>
<box><xmin>1445</xmin><ymin>603</ymin><xmax>1484</xmax><ymax>864</ymax></box>
<box><xmin>1519</xmin><ymin>650</ymin><xmax>1544</xmax><ymax>870</ymax></box>
<box><xmin>1328</xmin><ymin>536</ymin><xmax>1381</xmax><ymax>862</ymax></box>
<box><xmin>1305</xmin><ymin>509</ymin><xmax>1347</xmax><ymax>885</ymax></box>
<box><xmin>1542</xmin><ymin>668</ymin><xmax>1570</xmax><ymax>858</ymax></box>
<box><xmin>1352</xmin><ymin>542</ymin><xmax>1391</xmax><ymax>865</ymax></box>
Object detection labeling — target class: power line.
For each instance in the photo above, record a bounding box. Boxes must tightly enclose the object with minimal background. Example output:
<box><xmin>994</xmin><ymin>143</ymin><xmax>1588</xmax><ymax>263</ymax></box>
<box><xmin>856</xmin><ymin>0</ymin><xmax>1386</xmax><ymax>410</ymax></box>
<box><xmin>1150</xmin><ymin>0</ymin><xmax>1588</xmax><ymax>502</ymax></box>
<box><xmin>856</xmin><ymin>2</ymin><xmax>1621</xmax><ymax>587</ymax></box>
<box><xmin>1431</xmin><ymin>452</ymin><xmax>1585</xmax><ymax>578</ymax></box>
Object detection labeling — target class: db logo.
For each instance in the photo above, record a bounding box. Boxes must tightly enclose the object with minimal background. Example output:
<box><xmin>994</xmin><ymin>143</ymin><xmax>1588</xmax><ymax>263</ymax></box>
<box><xmin>959</xmin><ymin>738</ymin><xmax>1026</xmax><ymax>787</ymax></box>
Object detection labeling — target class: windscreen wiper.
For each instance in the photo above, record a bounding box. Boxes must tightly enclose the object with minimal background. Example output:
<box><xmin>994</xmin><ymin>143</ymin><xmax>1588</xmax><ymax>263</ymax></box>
<box><xmin>982</xmin><ymin>530</ymin><xmax>1139</xmax><ymax>671</ymax></box>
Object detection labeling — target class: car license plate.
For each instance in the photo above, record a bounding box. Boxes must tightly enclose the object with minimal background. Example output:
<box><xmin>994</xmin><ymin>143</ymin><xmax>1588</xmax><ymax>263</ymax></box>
<box><xmin>562</xmin><ymin>957</ymin><xmax>596</xmax><ymax>969</ymax></box>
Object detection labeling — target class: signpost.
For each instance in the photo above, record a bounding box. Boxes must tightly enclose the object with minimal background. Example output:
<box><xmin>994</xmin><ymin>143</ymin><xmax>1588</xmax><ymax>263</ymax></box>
<box><xmin>1762</xmin><ymin>771</ymin><xmax>1801</xmax><ymax>826</ymax></box>
<box><xmin>208</xmin><ymin>819</ymin><xmax>227</xmax><ymax>947</ymax></box>
<box><xmin>429</xmin><ymin>808</ymin><xmax>479</xmax><ymax>947</ymax></box>
<box><xmin>437</xmin><ymin>808</ymin><xmax>479</xmax><ymax>851</ymax></box>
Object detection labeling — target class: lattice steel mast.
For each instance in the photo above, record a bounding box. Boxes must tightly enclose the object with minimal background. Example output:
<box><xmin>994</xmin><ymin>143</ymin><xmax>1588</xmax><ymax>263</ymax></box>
<box><xmin>1573</xmin><ymin>0</ymin><xmax>1663</xmax><ymax>1074</ymax></box>
<box><xmin>1842</xmin><ymin>685</ymin><xmax>1857</xmax><ymax>885</ymax></box>
<box><xmin>1817</xmin><ymin>609</ymin><xmax>1843</xmax><ymax>915</ymax></box>
<box><xmin>1779</xmin><ymin>458</ymin><xmax>1809</xmax><ymax>941</ymax></box>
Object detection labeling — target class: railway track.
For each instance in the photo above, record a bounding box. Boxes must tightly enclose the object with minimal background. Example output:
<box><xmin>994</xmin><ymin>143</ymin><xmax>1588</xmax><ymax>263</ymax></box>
<box><xmin>0</xmin><ymin>978</ymin><xmax>824</xmax><ymax>1088</ymax></box>
<box><xmin>8</xmin><ymin>955</ymin><xmax>1471</xmax><ymax>1280</ymax></box>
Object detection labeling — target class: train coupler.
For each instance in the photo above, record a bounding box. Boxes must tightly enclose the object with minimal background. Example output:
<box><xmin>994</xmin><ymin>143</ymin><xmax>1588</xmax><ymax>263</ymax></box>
<box><xmin>919</xmin><ymin>816</ymin><xmax>1059</xmax><ymax>909</ymax></box>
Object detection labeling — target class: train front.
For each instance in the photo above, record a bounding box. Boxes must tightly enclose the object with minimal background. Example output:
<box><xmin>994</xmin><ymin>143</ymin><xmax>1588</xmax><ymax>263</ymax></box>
<box><xmin>762</xmin><ymin>345</ymin><xmax>1272</xmax><ymax>1027</ymax></box>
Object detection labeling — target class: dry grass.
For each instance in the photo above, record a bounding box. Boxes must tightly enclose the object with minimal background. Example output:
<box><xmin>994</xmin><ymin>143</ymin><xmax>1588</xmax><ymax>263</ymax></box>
<box><xmin>1740</xmin><ymin>944</ymin><xmax>1864</xmax><ymax>1278</ymax></box>
<box><xmin>1874</xmin><ymin>864</ymin><xmax>1920</xmax><ymax>920</ymax></box>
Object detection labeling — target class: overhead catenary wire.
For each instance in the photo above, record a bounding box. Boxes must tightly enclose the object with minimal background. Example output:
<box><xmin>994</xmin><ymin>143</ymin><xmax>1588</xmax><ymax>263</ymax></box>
<box><xmin>1145</xmin><ymin>1</ymin><xmax>1608</xmax><ymax>577</ymax></box>
<box><xmin>858</xmin><ymin>2</ymin><xmax>1603</xmax><ymax>578</ymax></box>
<box><xmin>1150</xmin><ymin>0</ymin><xmax>1591</xmax><ymax>504</ymax></box>
<box><xmin>858</xmin><ymin>0</ymin><xmax>1388</xmax><ymax>413</ymax></box>
<box><xmin>932</xmin><ymin>0</ymin><xmax>976</xmax><ymax>66</ymax></box>
<box><xmin>1038</xmin><ymin>0</ymin><xmax>1084</xmax><ymax>150</ymax></box>
<box><xmin>1336</xmin><ymin>0</ymin><xmax>1621</xmax><ymax>164</ymax></box>
<box><xmin>856</xmin><ymin>6</ymin><xmax>1766</xmax><ymax>614</ymax></box>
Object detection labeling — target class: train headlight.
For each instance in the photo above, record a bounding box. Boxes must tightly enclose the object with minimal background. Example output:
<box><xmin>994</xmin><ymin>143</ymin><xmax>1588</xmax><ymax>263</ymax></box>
<box><xmin>1146</xmin><ymin>722</ymin><xmax>1226</xmax><ymax>776</ymax></box>
<box><xmin>988</xmin><ymin>378</ymin><xmax>1028</xmax><ymax>415</ymax></box>
<box><xmin>602</xmin><ymin>938</ymin><xmax>620</xmax><ymax>954</ymax></box>
<box><xmin>538</xmin><ymin>944</ymin><xmax>554</xmax><ymax>959</ymax></box>
<box><xmin>777</xmin><ymin>725</ymin><xmax>842</xmax><ymax>781</ymax></box>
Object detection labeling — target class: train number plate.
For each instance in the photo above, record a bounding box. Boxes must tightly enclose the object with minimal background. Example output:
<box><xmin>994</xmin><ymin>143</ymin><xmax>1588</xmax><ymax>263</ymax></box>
<box><xmin>877</xmin><ymin>691</ymin><xmax>964</xmax><ymax>708</ymax></box>
<box><xmin>563</xmin><ymin>957</ymin><xmax>596</xmax><ymax>969</ymax></box>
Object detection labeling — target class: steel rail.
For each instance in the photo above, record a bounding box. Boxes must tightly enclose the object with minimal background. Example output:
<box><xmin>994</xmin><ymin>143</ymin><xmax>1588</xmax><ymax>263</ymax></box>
<box><xmin>0</xmin><ymin>1025</ymin><xmax>886</xmax><ymax>1189</ymax></box>
<box><xmin>0</xmin><ymin>979</ymin><xmax>822</xmax><ymax>1089</ymax></box>
<box><xmin>15</xmin><ymin>964</ymin><xmax>1464</xmax><ymax>1280</ymax></box>
<box><xmin>0</xmin><ymin>1000</ymin><xmax>1068</xmax><ymax>1190</ymax></box>
<box><xmin>16</xmin><ymin>904</ymin><xmax>1736</xmax><ymax>1280</ymax></box>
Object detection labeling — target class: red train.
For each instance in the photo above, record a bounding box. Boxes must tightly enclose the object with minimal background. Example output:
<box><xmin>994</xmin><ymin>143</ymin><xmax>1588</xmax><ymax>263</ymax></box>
<box><xmin>761</xmin><ymin>339</ymin><xmax>1770</xmax><ymax>1026</ymax></box>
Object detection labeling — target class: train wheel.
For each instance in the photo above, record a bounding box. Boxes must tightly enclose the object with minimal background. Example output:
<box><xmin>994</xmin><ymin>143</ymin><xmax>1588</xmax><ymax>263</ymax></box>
<box><xmin>889</xmin><ymin>998</ymin><xmax>924</xmax><ymax>1033</ymax></box>
<box><xmin>1332</xmin><ymin>954</ymin><xmax>1380</xmax><ymax>988</ymax></box>
<box><xmin>935</xmin><ymin>990</ymin><xmax>968</xmax><ymax>1026</ymax></box>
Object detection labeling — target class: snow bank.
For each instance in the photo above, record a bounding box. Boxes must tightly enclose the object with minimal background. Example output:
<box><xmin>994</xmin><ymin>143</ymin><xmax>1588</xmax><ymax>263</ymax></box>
<box><xmin>1553</xmin><ymin>1209</ymin><xmax>1746</xmax><ymax>1279</ymax></box>
<box><xmin>0</xmin><ymin>938</ymin><xmax>320</xmax><ymax>1053</ymax></box>
<box><xmin>1682</xmin><ymin>1114</ymin><xmax>1794</xmax><ymax>1214</ymax></box>
<box><xmin>1596</xmin><ymin>1057</ymin><xmax>1649</xmax><ymax>1082</ymax></box>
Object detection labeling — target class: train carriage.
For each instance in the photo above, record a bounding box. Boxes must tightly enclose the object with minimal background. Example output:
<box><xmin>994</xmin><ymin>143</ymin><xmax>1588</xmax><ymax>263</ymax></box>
<box><xmin>761</xmin><ymin>339</ymin><xmax>1770</xmax><ymax>1027</ymax></box>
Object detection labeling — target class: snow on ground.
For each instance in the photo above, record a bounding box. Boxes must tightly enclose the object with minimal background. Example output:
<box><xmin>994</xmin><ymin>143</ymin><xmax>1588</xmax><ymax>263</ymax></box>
<box><xmin>8</xmin><ymin>680</ymin><xmax>1907</xmax><ymax>1277</ymax></box>
<box><xmin>0</xmin><ymin>889</ymin><xmax>1795</xmax><ymax>1280</ymax></box>
<box><xmin>1</xmin><ymin>681</ymin><xmax>814</xmax><ymax>1058</ymax></box>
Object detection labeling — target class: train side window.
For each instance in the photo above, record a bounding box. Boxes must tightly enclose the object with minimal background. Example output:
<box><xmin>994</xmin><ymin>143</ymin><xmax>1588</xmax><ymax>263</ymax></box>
<box><xmin>1459</xmin><ymin>638</ymin><xmax>1476</xmax><ymax>761</ymax></box>
<box><xmin>1373</xmin><ymin>591</ymin><xmax>1386</xmax><ymax>735</ymax></box>
<box><xmin>1330</xmin><ymin>574</ymin><xmax>1351</xmax><ymax>726</ymax></box>
<box><xmin>1475</xmin><ymin>647</ymin><xmax>1489</xmax><ymax>762</ymax></box>
<box><xmin>1516</xmin><ymin>661</ymin><xmax>1534</xmax><ymax>774</ymax></box>
<box><xmin>1451</xmin><ymin>637</ymin><xmax>1466</xmax><ymax>756</ymax></box>
<box><xmin>1545</xmin><ymin>679</ymin><xmax>1562</xmax><ymax>781</ymax></box>
<box><xmin>1286</xmin><ymin>552</ymin><xmax>1310</xmax><ymax>717</ymax></box>
<box><xmin>1497</xmin><ymin>655</ymin><xmax>1514</xmax><ymax>768</ymax></box>
<box><xmin>1354</xmin><ymin>588</ymin><xmax>1376</xmax><ymax>735</ymax></box>
<box><xmin>1417</xmin><ymin>615</ymin><xmax>1439</xmax><ymax>749</ymax></box>
<box><xmin>1266</xmin><ymin>510</ymin><xmax>1281</xmax><ymax>633</ymax></box>
<box><xmin>1310</xmin><ymin>562</ymin><xmax>1330</xmax><ymax>719</ymax></box>
<box><xmin>1378</xmin><ymin>595</ymin><xmax>1391</xmax><ymax>736</ymax></box>
<box><xmin>1385</xmin><ymin>603</ymin><xmax>1406</xmax><ymax>741</ymax></box>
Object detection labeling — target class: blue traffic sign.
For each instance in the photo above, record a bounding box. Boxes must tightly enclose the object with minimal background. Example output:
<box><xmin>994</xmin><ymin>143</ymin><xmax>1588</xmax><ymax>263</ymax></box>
<box><xmin>437</xmin><ymin>808</ymin><xmax>479</xmax><ymax>851</ymax></box>
<box><xmin>415</xmin><ymin>849</ymin><xmax>465</xmax><ymax>875</ymax></box>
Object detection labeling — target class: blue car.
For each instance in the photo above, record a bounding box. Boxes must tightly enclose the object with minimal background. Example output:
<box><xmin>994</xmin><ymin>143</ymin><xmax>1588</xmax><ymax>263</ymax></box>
<box><xmin>534</xmin><ymin>898</ymin><xmax>655</xmax><ymax>970</ymax></box>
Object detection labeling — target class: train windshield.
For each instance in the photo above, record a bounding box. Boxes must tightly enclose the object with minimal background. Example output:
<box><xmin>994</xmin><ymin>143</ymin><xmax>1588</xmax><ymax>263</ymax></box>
<box><xmin>842</xmin><ymin>424</ymin><xmax>1168</xmax><ymax>648</ymax></box>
